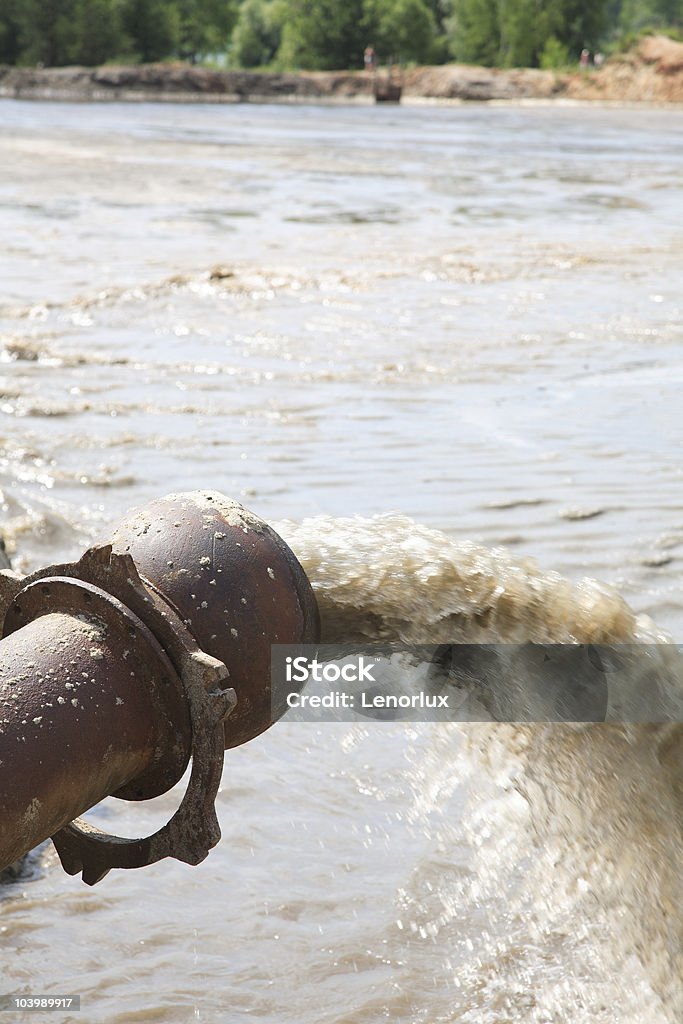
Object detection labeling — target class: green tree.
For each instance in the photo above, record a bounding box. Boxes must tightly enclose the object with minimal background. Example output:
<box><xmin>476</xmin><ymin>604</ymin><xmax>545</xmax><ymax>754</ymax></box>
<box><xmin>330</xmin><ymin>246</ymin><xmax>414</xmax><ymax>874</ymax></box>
<box><xmin>655</xmin><ymin>0</ymin><xmax>683</xmax><ymax>23</ymax></box>
<box><xmin>447</xmin><ymin>0</ymin><xmax>499</xmax><ymax>64</ymax></box>
<box><xmin>17</xmin><ymin>0</ymin><xmax>79</xmax><ymax>65</ymax></box>
<box><xmin>367</xmin><ymin>0</ymin><xmax>438</xmax><ymax>61</ymax></box>
<box><xmin>176</xmin><ymin>0</ymin><xmax>237</xmax><ymax>62</ymax></box>
<box><xmin>448</xmin><ymin>0</ymin><xmax>609</xmax><ymax>67</ymax></box>
<box><xmin>0</xmin><ymin>0</ymin><xmax>22</xmax><ymax>63</ymax></box>
<box><xmin>231</xmin><ymin>0</ymin><xmax>284</xmax><ymax>67</ymax></box>
<box><xmin>71</xmin><ymin>0</ymin><xmax>125</xmax><ymax>64</ymax></box>
<box><xmin>121</xmin><ymin>0</ymin><xmax>180</xmax><ymax>61</ymax></box>
<box><xmin>558</xmin><ymin>0</ymin><xmax>610</xmax><ymax>55</ymax></box>
<box><xmin>497</xmin><ymin>0</ymin><xmax>537</xmax><ymax>65</ymax></box>
<box><xmin>539</xmin><ymin>33</ymin><xmax>570</xmax><ymax>66</ymax></box>
<box><xmin>275</xmin><ymin>0</ymin><xmax>366</xmax><ymax>70</ymax></box>
<box><xmin>612</xmin><ymin>0</ymin><xmax>683</xmax><ymax>33</ymax></box>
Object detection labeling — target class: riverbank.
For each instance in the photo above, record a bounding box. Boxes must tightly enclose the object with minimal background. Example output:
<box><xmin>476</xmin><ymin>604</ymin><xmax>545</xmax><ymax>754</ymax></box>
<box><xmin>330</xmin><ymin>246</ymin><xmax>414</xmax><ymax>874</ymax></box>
<box><xmin>1</xmin><ymin>35</ymin><xmax>683</xmax><ymax>104</ymax></box>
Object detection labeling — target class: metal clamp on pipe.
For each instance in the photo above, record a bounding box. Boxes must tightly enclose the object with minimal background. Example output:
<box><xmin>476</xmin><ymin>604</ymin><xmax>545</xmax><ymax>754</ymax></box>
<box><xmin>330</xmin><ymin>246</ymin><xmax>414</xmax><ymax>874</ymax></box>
<box><xmin>0</xmin><ymin>491</ymin><xmax>320</xmax><ymax>885</ymax></box>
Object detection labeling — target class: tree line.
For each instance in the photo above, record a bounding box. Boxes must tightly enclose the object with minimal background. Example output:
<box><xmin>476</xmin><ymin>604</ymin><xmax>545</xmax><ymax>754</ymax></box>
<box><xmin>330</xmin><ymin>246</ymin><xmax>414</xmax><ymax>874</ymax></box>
<box><xmin>0</xmin><ymin>0</ymin><xmax>681</xmax><ymax>70</ymax></box>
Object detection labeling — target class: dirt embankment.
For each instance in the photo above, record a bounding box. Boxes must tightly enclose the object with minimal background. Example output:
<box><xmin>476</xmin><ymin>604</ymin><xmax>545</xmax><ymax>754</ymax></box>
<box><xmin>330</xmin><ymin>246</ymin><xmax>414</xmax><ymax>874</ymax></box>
<box><xmin>0</xmin><ymin>63</ymin><xmax>375</xmax><ymax>103</ymax></box>
<box><xmin>405</xmin><ymin>34</ymin><xmax>683</xmax><ymax>102</ymax></box>
<box><xmin>1</xmin><ymin>35</ymin><xmax>683</xmax><ymax>104</ymax></box>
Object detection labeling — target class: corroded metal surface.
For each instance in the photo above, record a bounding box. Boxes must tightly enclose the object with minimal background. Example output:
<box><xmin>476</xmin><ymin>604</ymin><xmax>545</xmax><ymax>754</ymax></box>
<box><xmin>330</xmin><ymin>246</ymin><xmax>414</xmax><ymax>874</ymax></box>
<box><xmin>13</xmin><ymin>543</ymin><xmax>199</xmax><ymax>800</ymax></box>
<box><xmin>0</xmin><ymin>543</ymin><xmax>234</xmax><ymax>881</ymax></box>
<box><xmin>6</xmin><ymin>571</ymin><xmax>191</xmax><ymax>799</ymax></box>
<box><xmin>52</xmin><ymin>651</ymin><xmax>235</xmax><ymax>885</ymax></box>
<box><xmin>0</xmin><ymin>491</ymin><xmax>319</xmax><ymax>882</ymax></box>
<box><xmin>110</xmin><ymin>491</ymin><xmax>320</xmax><ymax>748</ymax></box>
<box><xmin>0</xmin><ymin>604</ymin><xmax>180</xmax><ymax>870</ymax></box>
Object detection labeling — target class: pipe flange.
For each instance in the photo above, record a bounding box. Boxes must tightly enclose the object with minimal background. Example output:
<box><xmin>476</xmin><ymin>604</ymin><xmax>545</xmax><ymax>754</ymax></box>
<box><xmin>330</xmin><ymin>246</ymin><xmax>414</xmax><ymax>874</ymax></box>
<box><xmin>51</xmin><ymin>649</ymin><xmax>235</xmax><ymax>885</ymax></box>
<box><xmin>10</xmin><ymin>543</ymin><xmax>204</xmax><ymax>684</ymax></box>
<box><xmin>5</xmin><ymin>544</ymin><xmax>236</xmax><ymax>884</ymax></box>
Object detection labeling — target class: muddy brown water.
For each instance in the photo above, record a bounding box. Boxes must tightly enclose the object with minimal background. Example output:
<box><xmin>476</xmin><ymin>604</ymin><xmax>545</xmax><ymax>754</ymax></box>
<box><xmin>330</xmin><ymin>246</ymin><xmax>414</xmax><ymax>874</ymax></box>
<box><xmin>1</xmin><ymin>99</ymin><xmax>682</xmax><ymax>1021</ymax></box>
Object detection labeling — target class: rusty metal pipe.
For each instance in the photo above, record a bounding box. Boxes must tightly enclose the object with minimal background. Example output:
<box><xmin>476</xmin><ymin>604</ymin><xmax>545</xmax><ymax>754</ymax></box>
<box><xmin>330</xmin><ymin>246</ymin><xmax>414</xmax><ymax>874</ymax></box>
<box><xmin>0</xmin><ymin>491</ymin><xmax>319</xmax><ymax>882</ymax></box>
<box><xmin>0</xmin><ymin>601</ymin><xmax>189</xmax><ymax>869</ymax></box>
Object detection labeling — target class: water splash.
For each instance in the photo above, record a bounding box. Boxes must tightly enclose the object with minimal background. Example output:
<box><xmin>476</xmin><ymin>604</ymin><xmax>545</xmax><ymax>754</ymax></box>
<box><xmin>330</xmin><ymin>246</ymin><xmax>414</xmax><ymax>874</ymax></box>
<box><xmin>281</xmin><ymin>514</ymin><xmax>682</xmax><ymax>1018</ymax></box>
<box><xmin>279</xmin><ymin>513</ymin><xmax>667</xmax><ymax>645</ymax></box>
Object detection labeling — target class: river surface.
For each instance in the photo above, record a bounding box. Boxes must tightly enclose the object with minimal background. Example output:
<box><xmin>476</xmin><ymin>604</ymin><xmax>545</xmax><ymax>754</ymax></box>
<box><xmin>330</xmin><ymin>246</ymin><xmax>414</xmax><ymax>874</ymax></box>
<box><xmin>1</xmin><ymin>99</ymin><xmax>682</xmax><ymax>1021</ymax></box>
